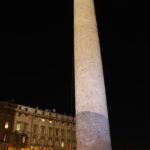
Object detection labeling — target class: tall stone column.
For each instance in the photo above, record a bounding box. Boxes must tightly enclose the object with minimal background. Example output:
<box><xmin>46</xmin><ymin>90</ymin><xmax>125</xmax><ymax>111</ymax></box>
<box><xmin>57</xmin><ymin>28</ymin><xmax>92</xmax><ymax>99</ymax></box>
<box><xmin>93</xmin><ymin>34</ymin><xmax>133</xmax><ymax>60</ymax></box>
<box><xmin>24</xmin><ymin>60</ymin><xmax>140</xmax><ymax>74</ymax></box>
<box><xmin>74</xmin><ymin>0</ymin><xmax>111</xmax><ymax>150</ymax></box>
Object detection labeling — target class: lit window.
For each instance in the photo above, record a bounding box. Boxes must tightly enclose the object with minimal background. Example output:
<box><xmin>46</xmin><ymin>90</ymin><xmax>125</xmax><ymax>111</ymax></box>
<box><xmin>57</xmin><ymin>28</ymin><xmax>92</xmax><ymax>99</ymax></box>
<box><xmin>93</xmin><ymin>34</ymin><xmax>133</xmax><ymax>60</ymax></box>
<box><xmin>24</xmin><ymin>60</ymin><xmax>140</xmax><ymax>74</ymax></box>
<box><xmin>3</xmin><ymin>135</ymin><xmax>6</xmax><ymax>141</ymax></box>
<box><xmin>49</xmin><ymin>120</ymin><xmax>52</xmax><ymax>124</ymax></box>
<box><xmin>67</xmin><ymin>130</ymin><xmax>70</xmax><ymax>136</ymax></box>
<box><xmin>16</xmin><ymin>123</ymin><xmax>21</xmax><ymax>131</ymax></box>
<box><xmin>41</xmin><ymin>118</ymin><xmax>45</xmax><ymax>122</ymax></box>
<box><xmin>5</xmin><ymin>121</ymin><xmax>9</xmax><ymax>129</ymax></box>
<box><xmin>31</xmin><ymin>145</ymin><xmax>34</xmax><ymax>150</ymax></box>
<box><xmin>22</xmin><ymin>136</ymin><xmax>26</xmax><ymax>143</ymax></box>
<box><xmin>61</xmin><ymin>140</ymin><xmax>65</xmax><ymax>147</ymax></box>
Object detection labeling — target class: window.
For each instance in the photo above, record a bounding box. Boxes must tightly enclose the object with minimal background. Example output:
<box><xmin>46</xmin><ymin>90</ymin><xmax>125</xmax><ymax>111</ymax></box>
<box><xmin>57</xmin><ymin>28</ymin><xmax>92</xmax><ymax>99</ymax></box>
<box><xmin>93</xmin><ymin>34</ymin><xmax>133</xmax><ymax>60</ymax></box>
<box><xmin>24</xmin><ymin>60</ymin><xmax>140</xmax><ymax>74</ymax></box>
<box><xmin>67</xmin><ymin>139</ymin><xmax>71</xmax><ymax>148</ymax></box>
<box><xmin>41</xmin><ymin>126</ymin><xmax>45</xmax><ymax>135</ymax></box>
<box><xmin>22</xmin><ymin>136</ymin><xmax>26</xmax><ymax>143</ymax></box>
<box><xmin>61</xmin><ymin>129</ymin><xmax>65</xmax><ymax>136</ymax></box>
<box><xmin>55</xmin><ymin>128</ymin><xmax>59</xmax><ymax>136</ymax></box>
<box><xmin>67</xmin><ymin>130</ymin><xmax>70</xmax><ymax>137</ymax></box>
<box><xmin>33</xmin><ymin>137</ymin><xmax>36</xmax><ymax>144</ymax></box>
<box><xmin>25</xmin><ymin>108</ymin><xmax>28</xmax><ymax>111</ymax></box>
<box><xmin>48</xmin><ymin>127</ymin><xmax>52</xmax><ymax>136</ymax></box>
<box><xmin>23</xmin><ymin>123</ymin><xmax>28</xmax><ymax>132</ymax></box>
<box><xmin>34</xmin><ymin>116</ymin><xmax>37</xmax><ymax>120</ymax></box>
<box><xmin>31</xmin><ymin>146</ymin><xmax>34</xmax><ymax>150</ymax></box>
<box><xmin>41</xmin><ymin>137</ymin><xmax>45</xmax><ymax>147</ymax></box>
<box><xmin>49</xmin><ymin>120</ymin><xmax>52</xmax><ymax>124</ymax></box>
<box><xmin>55</xmin><ymin>139</ymin><xmax>59</xmax><ymax>146</ymax></box>
<box><xmin>48</xmin><ymin>138</ymin><xmax>53</xmax><ymax>146</ymax></box>
<box><xmin>41</xmin><ymin>118</ymin><xmax>45</xmax><ymax>122</ymax></box>
<box><xmin>16</xmin><ymin>123</ymin><xmax>21</xmax><ymax>131</ymax></box>
<box><xmin>4</xmin><ymin>121</ymin><xmax>9</xmax><ymax>129</ymax></box>
<box><xmin>33</xmin><ymin>125</ymin><xmax>38</xmax><ymax>134</ymax></box>
<box><xmin>3</xmin><ymin>135</ymin><xmax>7</xmax><ymax>142</ymax></box>
<box><xmin>55</xmin><ymin>120</ymin><xmax>57</xmax><ymax>125</ymax></box>
<box><xmin>73</xmin><ymin>131</ymin><xmax>76</xmax><ymax>137</ymax></box>
<box><xmin>61</xmin><ymin>140</ymin><xmax>65</xmax><ymax>147</ymax></box>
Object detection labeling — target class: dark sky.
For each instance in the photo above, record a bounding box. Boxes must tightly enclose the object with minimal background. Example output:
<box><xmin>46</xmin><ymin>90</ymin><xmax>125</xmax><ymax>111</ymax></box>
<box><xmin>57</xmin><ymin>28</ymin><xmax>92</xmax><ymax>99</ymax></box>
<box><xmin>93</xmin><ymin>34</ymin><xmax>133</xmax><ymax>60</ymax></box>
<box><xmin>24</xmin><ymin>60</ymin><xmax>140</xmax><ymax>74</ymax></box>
<box><xmin>0</xmin><ymin>0</ymin><xmax>150</xmax><ymax>149</ymax></box>
<box><xmin>0</xmin><ymin>1</ymin><xmax>73</xmax><ymax>114</ymax></box>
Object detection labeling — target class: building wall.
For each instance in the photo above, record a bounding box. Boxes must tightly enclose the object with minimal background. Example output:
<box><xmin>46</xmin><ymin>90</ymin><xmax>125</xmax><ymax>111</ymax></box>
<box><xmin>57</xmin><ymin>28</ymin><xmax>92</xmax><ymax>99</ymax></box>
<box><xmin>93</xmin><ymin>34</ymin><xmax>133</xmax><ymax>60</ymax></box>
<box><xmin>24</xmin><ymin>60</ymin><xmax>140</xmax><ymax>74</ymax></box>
<box><xmin>0</xmin><ymin>101</ymin><xmax>76</xmax><ymax>150</ymax></box>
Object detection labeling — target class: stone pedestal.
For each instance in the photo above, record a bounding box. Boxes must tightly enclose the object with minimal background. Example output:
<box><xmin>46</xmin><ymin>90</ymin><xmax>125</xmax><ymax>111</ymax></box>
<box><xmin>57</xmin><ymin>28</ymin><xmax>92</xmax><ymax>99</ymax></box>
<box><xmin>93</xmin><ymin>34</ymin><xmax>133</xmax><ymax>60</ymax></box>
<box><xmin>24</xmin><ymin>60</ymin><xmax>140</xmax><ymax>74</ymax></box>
<box><xmin>74</xmin><ymin>0</ymin><xmax>112</xmax><ymax>149</ymax></box>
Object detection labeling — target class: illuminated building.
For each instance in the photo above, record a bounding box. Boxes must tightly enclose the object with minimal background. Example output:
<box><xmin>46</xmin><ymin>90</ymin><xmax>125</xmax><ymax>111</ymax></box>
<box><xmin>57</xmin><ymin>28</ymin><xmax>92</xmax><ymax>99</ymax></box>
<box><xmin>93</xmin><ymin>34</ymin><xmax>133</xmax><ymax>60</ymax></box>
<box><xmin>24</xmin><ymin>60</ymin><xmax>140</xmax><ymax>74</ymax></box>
<box><xmin>0</xmin><ymin>101</ymin><xmax>76</xmax><ymax>150</ymax></box>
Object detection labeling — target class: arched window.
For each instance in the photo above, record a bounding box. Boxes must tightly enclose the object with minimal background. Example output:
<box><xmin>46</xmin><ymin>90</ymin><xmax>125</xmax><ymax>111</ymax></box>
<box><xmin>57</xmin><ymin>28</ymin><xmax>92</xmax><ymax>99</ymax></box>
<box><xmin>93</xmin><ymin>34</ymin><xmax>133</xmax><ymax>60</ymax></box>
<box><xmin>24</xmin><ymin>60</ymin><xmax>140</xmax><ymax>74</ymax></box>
<box><xmin>61</xmin><ymin>139</ymin><xmax>65</xmax><ymax>147</ymax></box>
<box><xmin>55</xmin><ymin>138</ymin><xmax>59</xmax><ymax>147</ymax></box>
<box><xmin>22</xmin><ymin>135</ymin><xmax>26</xmax><ymax>143</ymax></box>
<box><xmin>48</xmin><ymin>138</ymin><xmax>53</xmax><ymax>146</ymax></box>
<box><xmin>16</xmin><ymin>122</ymin><xmax>21</xmax><ymax>131</ymax></box>
<box><xmin>4</xmin><ymin>121</ymin><xmax>9</xmax><ymax>129</ymax></box>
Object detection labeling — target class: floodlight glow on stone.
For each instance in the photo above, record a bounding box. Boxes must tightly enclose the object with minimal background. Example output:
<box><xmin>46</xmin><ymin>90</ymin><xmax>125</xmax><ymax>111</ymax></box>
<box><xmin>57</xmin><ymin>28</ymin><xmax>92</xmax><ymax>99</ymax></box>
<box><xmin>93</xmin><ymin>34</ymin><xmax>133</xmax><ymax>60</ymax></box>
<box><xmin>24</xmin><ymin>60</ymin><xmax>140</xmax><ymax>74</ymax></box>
<box><xmin>74</xmin><ymin>0</ymin><xmax>112</xmax><ymax>149</ymax></box>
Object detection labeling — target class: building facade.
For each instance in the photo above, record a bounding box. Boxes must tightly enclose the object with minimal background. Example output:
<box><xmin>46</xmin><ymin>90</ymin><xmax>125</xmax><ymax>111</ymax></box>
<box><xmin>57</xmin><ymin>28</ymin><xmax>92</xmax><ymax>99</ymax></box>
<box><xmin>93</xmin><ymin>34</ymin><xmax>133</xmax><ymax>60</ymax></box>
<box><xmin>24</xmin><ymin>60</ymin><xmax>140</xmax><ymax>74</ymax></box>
<box><xmin>0</xmin><ymin>101</ymin><xmax>76</xmax><ymax>150</ymax></box>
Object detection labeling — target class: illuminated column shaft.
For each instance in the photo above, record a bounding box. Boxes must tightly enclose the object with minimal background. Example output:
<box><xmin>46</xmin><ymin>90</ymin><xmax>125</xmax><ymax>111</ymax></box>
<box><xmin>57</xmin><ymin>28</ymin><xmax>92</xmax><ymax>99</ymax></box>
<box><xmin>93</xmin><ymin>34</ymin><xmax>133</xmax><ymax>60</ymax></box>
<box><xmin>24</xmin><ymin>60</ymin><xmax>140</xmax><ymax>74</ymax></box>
<box><xmin>74</xmin><ymin>0</ymin><xmax>111</xmax><ymax>150</ymax></box>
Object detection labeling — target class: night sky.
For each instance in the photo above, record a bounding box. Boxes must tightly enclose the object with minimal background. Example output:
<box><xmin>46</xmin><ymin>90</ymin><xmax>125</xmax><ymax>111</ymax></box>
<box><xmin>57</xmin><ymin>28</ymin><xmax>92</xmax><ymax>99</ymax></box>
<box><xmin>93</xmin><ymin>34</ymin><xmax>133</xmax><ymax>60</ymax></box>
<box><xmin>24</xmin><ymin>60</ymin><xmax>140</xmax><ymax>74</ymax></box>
<box><xmin>0</xmin><ymin>0</ymin><xmax>150</xmax><ymax>149</ymax></box>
